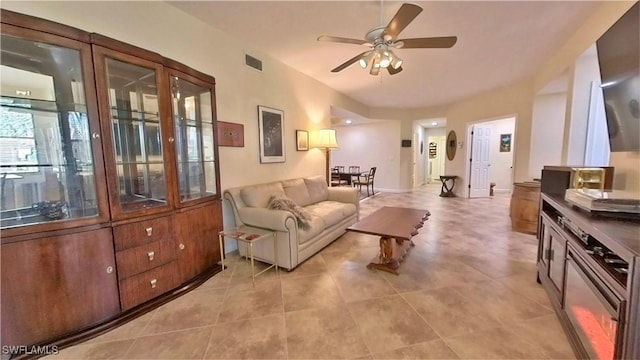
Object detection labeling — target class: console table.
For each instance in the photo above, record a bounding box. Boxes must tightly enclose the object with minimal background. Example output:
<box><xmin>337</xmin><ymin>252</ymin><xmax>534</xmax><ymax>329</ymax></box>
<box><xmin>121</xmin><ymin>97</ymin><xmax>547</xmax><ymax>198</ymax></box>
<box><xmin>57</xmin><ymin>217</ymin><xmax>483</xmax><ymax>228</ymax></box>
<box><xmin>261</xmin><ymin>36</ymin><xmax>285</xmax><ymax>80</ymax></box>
<box><xmin>346</xmin><ymin>206</ymin><xmax>430</xmax><ymax>274</ymax></box>
<box><xmin>439</xmin><ymin>175</ymin><xmax>458</xmax><ymax>197</ymax></box>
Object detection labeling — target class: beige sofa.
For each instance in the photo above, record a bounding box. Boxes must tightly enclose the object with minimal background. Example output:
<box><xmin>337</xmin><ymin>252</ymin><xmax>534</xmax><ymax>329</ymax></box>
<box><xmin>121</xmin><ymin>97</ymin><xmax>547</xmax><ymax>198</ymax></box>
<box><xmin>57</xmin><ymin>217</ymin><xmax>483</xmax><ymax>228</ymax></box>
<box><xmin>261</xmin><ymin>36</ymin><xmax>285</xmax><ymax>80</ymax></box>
<box><xmin>223</xmin><ymin>176</ymin><xmax>359</xmax><ymax>270</ymax></box>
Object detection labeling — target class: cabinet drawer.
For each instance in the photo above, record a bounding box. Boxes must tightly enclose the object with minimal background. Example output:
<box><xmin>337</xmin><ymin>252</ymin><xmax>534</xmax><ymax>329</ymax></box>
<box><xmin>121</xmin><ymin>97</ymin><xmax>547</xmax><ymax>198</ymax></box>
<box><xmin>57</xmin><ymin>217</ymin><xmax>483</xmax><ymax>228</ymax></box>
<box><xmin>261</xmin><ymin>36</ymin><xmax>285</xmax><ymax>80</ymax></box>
<box><xmin>114</xmin><ymin>217</ymin><xmax>173</xmax><ymax>251</ymax></box>
<box><xmin>116</xmin><ymin>239</ymin><xmax>176</xmax><ymax>279</ymax></box>
<box><xmin>119</xmin><ymin>261</ymin><xmax>178</xmax><ymax>311</ymax></box>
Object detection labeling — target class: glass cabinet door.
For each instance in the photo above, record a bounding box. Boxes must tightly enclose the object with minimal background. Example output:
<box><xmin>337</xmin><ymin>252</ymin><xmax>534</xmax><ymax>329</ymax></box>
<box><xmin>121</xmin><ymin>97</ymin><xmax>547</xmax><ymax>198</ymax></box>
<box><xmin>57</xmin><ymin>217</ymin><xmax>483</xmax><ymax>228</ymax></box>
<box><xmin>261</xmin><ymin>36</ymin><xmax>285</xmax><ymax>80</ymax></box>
<box><xmin>0</xmin><ymin>26</ymin><xmax>107</xmax><ymax>232</ymax></box>
<box><xmin>93</xmin><ymin>47</ymin><xmax>172</xmax><ymax>218</ymax></box>
<box><xmin>169</xmin><ymin>71</ymin><xmax>218</xmax><ymax>204</ymax></box>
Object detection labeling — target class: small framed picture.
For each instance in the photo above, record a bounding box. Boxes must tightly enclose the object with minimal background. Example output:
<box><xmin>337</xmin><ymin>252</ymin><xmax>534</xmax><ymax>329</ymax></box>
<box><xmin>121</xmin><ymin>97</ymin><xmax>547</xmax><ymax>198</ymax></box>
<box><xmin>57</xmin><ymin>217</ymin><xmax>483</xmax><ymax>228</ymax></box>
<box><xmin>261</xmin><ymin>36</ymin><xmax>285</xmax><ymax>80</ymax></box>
<box><xmin>258</xmin><ymin>105</ymin><xmax>285</xmax><ymax>163</ymax></box>
<box><xmin>500</xmin><ymin>133</ymin><xmax>512</xmax><ymax>152</ymax></box>
<box><xmin>296</xmin><ymin>130</ymin><xmax>309</xmax><ymax>151</ymax></box>
<box><xmin>217</xmin><ymin>121</ymin><xmax>244</xmax><ymax>147</ymax></box>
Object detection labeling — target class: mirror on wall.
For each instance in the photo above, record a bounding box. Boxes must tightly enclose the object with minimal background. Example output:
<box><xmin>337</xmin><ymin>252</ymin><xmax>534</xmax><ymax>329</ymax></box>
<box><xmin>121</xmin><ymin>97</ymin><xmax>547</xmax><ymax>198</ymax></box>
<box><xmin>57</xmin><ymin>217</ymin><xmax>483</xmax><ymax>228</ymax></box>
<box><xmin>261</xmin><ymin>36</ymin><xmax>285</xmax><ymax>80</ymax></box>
<box><xmin>446</xmin><ymin>130</ymin><xmax>457</xmax><ymax>161</ymax></box>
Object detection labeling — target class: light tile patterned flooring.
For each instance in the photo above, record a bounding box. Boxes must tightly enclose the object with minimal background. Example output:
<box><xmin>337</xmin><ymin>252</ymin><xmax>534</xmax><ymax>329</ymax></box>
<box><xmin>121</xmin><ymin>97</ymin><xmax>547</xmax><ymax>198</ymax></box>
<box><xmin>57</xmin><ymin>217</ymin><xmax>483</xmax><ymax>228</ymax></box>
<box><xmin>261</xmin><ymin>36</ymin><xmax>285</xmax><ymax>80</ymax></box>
<box><xmin>48</xmin><ymin>184</ymin><xmax>575</xmax><ymax>359</ymax></box>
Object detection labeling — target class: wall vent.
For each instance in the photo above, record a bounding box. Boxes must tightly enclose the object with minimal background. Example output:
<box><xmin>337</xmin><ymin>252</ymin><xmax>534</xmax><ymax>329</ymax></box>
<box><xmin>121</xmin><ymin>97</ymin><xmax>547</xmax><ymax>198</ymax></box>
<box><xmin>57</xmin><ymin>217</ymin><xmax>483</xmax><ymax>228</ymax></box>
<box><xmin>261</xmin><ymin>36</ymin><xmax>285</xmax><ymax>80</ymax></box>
<box><xmin>245</xmin><ymin>54</ymin><xmax>262</xmax><ymax>71</ymax></box>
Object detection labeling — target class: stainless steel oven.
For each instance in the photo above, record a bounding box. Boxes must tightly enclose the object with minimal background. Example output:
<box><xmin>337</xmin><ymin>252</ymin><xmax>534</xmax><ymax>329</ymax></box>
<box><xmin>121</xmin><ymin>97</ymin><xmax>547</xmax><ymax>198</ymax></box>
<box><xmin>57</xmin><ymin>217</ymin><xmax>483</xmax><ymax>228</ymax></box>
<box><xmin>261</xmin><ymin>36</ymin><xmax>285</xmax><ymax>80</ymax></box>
<box><xmin>564</xmin><ymin>247</ymin><xmax>625</xmax><ymax>360</ymax></box>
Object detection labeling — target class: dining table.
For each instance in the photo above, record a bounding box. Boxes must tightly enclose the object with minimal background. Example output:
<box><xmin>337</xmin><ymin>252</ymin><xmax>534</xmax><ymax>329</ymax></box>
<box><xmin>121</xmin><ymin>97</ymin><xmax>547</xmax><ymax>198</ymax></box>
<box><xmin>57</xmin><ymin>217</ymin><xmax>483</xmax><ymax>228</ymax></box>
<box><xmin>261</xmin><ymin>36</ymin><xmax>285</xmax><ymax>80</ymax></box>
<box><xmin>335</xmin><ymin>169</ymin><xmax>364</xmax><ymax>186</ymax></box>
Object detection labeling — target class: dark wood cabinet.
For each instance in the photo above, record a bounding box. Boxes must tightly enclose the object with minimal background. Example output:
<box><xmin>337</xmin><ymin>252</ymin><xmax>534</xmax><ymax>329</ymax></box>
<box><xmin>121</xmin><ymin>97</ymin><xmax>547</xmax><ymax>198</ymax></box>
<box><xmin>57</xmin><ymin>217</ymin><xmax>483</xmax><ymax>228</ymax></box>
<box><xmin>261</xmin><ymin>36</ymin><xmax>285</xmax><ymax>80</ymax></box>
<box><xmin>0</xmin><ymin>9</ymin><xmax>222</xmax><ymax>354</ymax></box>
<box><xmin>537</xmin><ymin>194</ymin><xmax>639</xmax><ymax>359</ymax></box>
<box><xmin>175</xmin><ymin>201</ymin><xmax>223</xmax><ymax>284</ymax></box>
<box><xmin>0</xmin><ymin>228</ymin><xmax>120</xmax><ymax>347</ymax></box>
<box><xmin>538</xmin><ymin>215</ymin><xmax>567</xmax><ymax>302</ymax></box>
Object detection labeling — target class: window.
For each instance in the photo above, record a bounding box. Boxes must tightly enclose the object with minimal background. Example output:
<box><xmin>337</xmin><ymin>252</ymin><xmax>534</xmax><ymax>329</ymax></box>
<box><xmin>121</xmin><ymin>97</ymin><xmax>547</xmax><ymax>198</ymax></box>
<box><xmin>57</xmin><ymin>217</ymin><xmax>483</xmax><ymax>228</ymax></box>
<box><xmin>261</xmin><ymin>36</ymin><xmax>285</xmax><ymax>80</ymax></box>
<box><xmin>0</xmin><ymin>107</ymin><xmax>38</xmax><ymax>173</ymax></box>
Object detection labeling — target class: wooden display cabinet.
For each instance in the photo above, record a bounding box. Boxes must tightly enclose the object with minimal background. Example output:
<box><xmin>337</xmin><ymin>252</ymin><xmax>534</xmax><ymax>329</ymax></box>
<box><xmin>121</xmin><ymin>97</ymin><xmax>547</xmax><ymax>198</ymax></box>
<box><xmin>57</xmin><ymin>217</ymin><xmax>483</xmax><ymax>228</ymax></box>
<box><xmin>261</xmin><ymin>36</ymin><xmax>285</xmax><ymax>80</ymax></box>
<box><xmin>92</xmin><ymin>43</ymin><xmax>174</xmax><ymax>220</ymax></box>
<box><xmin>0</xmin><ymin>21</ymin><xmax>109</xmax><ymax>236</ymax></box>
<box><xmin>1</xmin><ymin>228</ymin><xmax>120</xmax><ymax>347</ymax></box>
<box><xmin>0</xmin><ymin>9</ymin><xmax>223</xmax><ymax>356</ymax></box>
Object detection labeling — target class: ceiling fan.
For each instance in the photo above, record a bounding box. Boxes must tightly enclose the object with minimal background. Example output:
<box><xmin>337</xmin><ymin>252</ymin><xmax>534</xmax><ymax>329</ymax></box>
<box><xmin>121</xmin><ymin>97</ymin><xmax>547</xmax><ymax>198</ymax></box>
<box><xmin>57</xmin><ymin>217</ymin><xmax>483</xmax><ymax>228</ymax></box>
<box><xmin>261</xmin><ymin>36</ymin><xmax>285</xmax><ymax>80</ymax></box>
<box><xmin>317</xmin><ymin>3</ymin><xmax>457</xmax><ymax>76</ymax></box>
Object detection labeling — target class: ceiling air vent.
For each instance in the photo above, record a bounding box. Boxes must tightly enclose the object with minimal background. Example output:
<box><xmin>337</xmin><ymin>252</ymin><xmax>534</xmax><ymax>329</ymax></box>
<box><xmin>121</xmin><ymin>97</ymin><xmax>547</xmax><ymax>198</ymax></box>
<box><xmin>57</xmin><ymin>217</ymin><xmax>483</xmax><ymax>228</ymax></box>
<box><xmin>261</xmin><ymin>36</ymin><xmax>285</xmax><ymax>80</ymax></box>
<box><xmin>245</xmin><ymin>54</ymin><xmax>262</xmax><ymax>71</ymax></box>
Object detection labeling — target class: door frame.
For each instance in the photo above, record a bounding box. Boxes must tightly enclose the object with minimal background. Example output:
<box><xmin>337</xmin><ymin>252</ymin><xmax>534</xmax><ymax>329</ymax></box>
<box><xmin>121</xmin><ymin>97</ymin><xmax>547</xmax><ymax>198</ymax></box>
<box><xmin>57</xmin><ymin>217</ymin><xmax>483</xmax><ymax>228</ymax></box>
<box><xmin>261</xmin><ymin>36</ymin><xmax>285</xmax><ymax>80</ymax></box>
<box><xmin>464</xmin><ymin>114</ymin><xmax>518</xmax><ymax>198</ymax></box>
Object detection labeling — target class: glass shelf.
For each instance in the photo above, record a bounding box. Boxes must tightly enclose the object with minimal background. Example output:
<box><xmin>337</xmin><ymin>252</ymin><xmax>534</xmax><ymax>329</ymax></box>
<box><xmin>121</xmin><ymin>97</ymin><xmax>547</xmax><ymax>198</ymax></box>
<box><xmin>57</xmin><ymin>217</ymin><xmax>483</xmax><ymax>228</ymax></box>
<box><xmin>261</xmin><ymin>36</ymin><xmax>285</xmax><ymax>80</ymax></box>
<box><xmin>170</xmin><ymin>74</ymin><xmax>217</xmax><ymax>203</ymax></box>
<box><xmin>0</xmin><ymin>33</ymin><xmax>101</xmax><ymax>229</ymax></box>
<box><xmin>103</xmin><ymin>56</ymin><xmax>168</xmax><ymax>214</ymax></box>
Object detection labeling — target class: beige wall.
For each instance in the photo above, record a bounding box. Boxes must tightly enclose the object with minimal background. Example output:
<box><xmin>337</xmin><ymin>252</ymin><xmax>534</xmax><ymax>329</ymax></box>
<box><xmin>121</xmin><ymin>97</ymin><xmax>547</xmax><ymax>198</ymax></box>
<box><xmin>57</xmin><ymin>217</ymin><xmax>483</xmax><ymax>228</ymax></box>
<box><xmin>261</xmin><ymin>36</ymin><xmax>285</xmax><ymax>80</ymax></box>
<box><xmin>530</xmin><ymin>92</ymin><xmax>567</xmax><ymax>178</ymax></box>
<box><xmin>442</xmin><ymin>81</ymin><xmax>534</xmax><ymax>196</ymax></box>
<box><xmin>0</xmin><ymin>0</ymin><xmax>368</xmax><ymax>194</ymax></box>
<box><xmin>533</xmin><ymin>0</ymin><xmax>638</xmax><ymax>192</ymax></box>
<box><xmin>2</xmin><ymin>0</ymin><xmax>637</xmax><ymax>198</ymax></box>
<box><xmin>331</xmin><ymin>121</ymin><xmax>402</xmax><ymax>191</ymax></box>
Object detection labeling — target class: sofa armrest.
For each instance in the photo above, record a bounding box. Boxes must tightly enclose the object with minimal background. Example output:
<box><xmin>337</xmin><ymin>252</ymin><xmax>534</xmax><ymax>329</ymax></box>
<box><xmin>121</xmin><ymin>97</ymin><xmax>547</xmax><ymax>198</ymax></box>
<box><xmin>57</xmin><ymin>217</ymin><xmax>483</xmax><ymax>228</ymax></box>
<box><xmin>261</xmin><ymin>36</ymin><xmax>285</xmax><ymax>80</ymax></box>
<box><xmin>238</xmin><ymin>207</ymin><xmax>296</xmax><ymax>232</ymax></box>
<box><xmin>327</xmin><ymin>186</ymin><xmax>359</xmax><ymax>205</ymax></box>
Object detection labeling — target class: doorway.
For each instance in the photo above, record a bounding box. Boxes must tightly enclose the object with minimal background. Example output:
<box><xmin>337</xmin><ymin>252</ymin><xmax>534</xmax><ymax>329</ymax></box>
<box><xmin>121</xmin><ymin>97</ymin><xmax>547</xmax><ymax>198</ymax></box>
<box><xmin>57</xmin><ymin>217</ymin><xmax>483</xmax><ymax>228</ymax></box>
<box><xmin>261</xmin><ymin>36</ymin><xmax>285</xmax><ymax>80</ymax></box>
<box><xmin>427</xmin><ymin>136</ymin><xmax>445</xmax><ymax>183</ymax></box>
<box><xmin>466</xmin><ymin>116</ymin><xmax>516</xmax><ymax>198</ymax></box>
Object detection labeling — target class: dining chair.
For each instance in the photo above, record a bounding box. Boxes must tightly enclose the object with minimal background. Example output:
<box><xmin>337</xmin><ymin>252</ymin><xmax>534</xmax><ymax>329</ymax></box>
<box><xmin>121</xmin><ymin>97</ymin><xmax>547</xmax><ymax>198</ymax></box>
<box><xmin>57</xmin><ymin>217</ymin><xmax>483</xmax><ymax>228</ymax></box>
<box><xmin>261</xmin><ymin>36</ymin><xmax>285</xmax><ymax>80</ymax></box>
<box><xmin>330</xmin><ymin>168</ymin><xmax>348</xmax><ymax>187</ymax></box>
<box><xmin>348</xmin><ymin>166</ymin><xmax>361</xmax><ymax>185</ymax></box>
<box><xmin>353</xmin><ymin>167</ymin><xmax>376</xmax><ymax>196</ymax></box>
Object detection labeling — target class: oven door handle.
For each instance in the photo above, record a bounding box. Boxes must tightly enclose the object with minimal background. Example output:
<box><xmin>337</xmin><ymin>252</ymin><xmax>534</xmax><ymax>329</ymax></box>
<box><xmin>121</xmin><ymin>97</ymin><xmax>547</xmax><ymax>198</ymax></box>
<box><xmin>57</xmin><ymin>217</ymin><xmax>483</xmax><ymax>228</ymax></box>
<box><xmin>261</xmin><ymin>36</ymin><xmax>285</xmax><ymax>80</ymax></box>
<box><xmin>567</xmin><ymin>252</ymin><xmax>621</xmax><ymax>318</ymax></box>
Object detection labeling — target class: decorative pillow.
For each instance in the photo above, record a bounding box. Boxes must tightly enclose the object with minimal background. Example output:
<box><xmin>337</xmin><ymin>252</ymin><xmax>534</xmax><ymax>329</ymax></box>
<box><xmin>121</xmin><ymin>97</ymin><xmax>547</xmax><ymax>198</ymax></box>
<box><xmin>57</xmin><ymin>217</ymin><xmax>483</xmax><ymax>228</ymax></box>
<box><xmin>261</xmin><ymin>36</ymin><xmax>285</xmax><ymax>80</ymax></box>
<box><xmin>267</xmin><ymin>195</ymin><xmax>312</xmax><ymax>231</ymax></box>
<box><xmin>240</xmin><ymin>182</ymin><xmax>286</xmax><ymax>208</ymax></box>
<box><xmin>282</xmin><ymin>179</ymin><xmax>312</xmax><ymax>207</ymax></box>
<box><xmin>304</xmin><ymin>176</ymin><xmax>329</xmax><ymax>204</ymax></box>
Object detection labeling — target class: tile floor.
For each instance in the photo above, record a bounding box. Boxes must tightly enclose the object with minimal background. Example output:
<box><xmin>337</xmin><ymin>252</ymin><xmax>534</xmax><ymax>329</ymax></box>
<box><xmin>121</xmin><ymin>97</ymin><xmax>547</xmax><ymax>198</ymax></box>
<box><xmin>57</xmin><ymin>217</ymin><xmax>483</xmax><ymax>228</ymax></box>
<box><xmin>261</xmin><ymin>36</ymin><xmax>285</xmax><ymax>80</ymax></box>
<box><xmin>48</xmin><ymin>184</ymin><xmax>575</xmax><ymax>359</ymax></box>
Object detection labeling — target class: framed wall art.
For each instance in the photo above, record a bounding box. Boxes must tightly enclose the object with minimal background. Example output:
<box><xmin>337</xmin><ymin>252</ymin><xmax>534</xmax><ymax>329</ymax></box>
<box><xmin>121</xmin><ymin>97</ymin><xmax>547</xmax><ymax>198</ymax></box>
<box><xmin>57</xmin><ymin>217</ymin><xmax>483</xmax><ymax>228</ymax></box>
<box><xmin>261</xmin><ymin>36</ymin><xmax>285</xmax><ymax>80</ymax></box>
<box><xmin>500</xmin><ymin>133</ymin><xmax>512</xmax><ymax>152</ymax></box>
<box><xmin>217</xmin><ymin>121</ymin><xmax>244</xmax><ymax>147</ymax></box>
<box><xmin>258</xmin><ymin>105</ymin><xmax>285</xmax><ymax>163</ymax></box>
<box><xmin>296</xmin><ymin>130</ymin><xmax>309</xmax><ymax>151</ymax></box>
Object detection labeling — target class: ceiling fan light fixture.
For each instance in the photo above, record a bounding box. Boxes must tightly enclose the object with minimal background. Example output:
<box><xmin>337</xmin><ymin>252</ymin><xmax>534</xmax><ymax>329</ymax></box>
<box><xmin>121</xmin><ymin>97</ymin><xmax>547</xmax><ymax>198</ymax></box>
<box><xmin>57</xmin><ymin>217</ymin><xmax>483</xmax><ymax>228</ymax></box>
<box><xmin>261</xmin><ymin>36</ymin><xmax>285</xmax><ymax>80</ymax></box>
<box><xmin>390</xmin><ymin>51</ymin><xmax>403</xmax><ymax>69</ymax></box>
<box><xmin>379</xmin><ymin>51</ymin><xmax>391</xmax><ymax>68</ymax></box>
<box><xmin>371</xmin><ymin>53</ymin><xmax>381</xmax><ymax>69</ymax></box>
<box><xmin>359</xmin><ymin>51</ymin><xmax>375</xmax><ymax>69</ymax></box>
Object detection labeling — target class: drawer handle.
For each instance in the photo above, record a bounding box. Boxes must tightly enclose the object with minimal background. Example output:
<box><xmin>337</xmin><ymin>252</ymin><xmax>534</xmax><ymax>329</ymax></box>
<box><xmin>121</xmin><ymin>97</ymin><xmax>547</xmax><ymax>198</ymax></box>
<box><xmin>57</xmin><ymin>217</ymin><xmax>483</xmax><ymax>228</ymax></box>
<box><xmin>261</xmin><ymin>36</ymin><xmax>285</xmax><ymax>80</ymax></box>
<box><xmin>147</xmin><ymin>251</ymin><xmax>155</xmax><ymax>261</ymax></box>
<box><xmin>145</xmin><ymin>227</ymin><xmax>153</xmax><ymax>237</ymax></box>
<box><xmin>179</xmin><ymin>243</ymin><xmax>185</xmax><ymax>250</ymax></box>
<box><xmin>150</xmin><ymin>279</ymin><xmax>157</xmax><ymax>289</ymax></box>
<box><xmin>106</xmin><ymin>266</ymin><xmax>114</xmax><ymax>274</ymax></box>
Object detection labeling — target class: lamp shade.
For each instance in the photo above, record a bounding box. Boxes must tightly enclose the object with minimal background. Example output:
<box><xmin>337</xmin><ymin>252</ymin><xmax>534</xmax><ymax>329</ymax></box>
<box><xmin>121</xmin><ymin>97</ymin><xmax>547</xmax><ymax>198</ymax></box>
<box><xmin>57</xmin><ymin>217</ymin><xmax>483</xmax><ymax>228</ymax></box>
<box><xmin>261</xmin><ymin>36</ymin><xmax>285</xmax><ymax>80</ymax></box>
<box><xmin>316</xmin><ymin>129</ymin><xmax>338</xmax><ymax>148</ymax></box>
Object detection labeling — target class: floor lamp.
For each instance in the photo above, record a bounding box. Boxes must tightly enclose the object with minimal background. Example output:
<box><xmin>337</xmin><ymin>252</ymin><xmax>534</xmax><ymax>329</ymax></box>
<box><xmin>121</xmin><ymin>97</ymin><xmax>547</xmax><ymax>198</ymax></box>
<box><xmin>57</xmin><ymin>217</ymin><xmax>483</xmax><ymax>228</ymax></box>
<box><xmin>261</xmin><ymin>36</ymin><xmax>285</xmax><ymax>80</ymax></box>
<box><xmin>316</xmin><ymin>129</ymin><xmax>339</xmax><ymax>185</ymax></box>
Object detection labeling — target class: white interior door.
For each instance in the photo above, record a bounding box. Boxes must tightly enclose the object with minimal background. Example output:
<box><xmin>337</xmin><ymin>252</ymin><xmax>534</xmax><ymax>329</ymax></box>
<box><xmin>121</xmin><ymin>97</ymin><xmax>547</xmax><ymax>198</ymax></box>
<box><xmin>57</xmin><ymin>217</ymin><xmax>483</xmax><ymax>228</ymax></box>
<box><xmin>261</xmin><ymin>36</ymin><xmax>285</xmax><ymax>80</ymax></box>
<box><xmin>428</xmin><ymin>136</ymin><xmax>445</xmax><ymax>181</ymax></box>
<box><xmin>412</xmin><ymin>133</ymin><xmax>419</xmax><ymax>187</ymax></box>
<box><xmin>469</xmin><ymin>124</ymin><xmax>492</xmax><ymax>198</ymax></box>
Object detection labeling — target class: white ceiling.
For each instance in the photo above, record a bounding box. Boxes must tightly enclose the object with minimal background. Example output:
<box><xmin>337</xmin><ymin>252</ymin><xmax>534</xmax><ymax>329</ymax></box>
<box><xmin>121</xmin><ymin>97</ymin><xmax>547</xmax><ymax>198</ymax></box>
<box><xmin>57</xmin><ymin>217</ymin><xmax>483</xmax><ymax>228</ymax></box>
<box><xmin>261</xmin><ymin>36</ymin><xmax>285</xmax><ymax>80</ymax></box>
<box><xmin>167</xmin><ymin>1</ymin><xmax>601</xmax><ymax>112</ymax></box>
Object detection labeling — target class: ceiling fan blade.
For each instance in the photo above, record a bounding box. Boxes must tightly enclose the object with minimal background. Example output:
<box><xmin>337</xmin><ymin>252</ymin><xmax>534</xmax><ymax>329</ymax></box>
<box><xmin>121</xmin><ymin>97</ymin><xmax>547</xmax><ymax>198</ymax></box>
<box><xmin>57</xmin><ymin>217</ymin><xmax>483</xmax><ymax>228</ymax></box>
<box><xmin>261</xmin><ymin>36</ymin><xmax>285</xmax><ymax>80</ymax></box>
<box><xmin>331</xmin><ymin>51</ymin><xmax>371</xmax><ymax>73</ymax></box>
<box><xmin>382</xmin><ymin>3</ymin><xmax>423</xmax><ymax>41</ymax></box>
<box><xmin>396</xmin><ymin>36</ymin><xmax>458</xmax><ymax>49</ymax></box>
<box><xmin>387</xmin><ymin>66</ymin><xmax>403</xmax><ymax>75</ymax></box>
<box><xmin>318</xmin><ymin>35</ymin><xmax>368</xmax><ymax>45</ymax></box>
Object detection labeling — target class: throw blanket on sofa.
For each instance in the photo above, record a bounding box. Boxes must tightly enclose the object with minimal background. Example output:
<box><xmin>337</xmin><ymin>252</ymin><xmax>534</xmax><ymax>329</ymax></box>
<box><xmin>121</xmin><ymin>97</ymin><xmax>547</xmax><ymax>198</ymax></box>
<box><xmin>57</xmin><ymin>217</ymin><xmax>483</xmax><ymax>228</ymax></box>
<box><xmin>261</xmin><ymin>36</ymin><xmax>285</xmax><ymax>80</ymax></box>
<box><xmin>267</xmin><ymin>195</ymin><xmax>312</xmax><ymax>231</ymax></box>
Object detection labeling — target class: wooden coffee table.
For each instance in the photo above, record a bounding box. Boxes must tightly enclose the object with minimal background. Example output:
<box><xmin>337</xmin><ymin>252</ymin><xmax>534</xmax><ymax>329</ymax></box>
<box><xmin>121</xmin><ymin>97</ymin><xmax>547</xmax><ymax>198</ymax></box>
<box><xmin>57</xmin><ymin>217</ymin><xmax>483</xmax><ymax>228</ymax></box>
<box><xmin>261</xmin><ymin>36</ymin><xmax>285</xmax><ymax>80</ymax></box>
<box><xmin>346</xmin><ymin>206</ymin><xmax>430</xmax><ymax>274</ymax></box>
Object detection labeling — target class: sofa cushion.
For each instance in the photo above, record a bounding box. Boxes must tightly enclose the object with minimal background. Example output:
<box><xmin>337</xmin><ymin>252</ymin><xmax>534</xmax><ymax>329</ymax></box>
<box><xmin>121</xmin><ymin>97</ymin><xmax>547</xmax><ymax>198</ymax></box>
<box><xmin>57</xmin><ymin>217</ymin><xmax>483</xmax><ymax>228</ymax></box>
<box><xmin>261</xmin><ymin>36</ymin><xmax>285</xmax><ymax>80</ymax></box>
<box><xmin>282</xmin><ymin>179</ymin><xmax>312</xmax><ymax>206</ymax></box>
<box><xmin>304</xmin><ymin>176</ymin><xmax>329</xmax><ymax>204</ymax></box>
<box><xmin>304</xmin><ymin>201</ymin><xmax>354</xmax><ymax>228</ymax></box>
<box><xmin>240</xmin><ymin>182</ymin><xmax>286</xmax><ymax>208</ymax></box>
